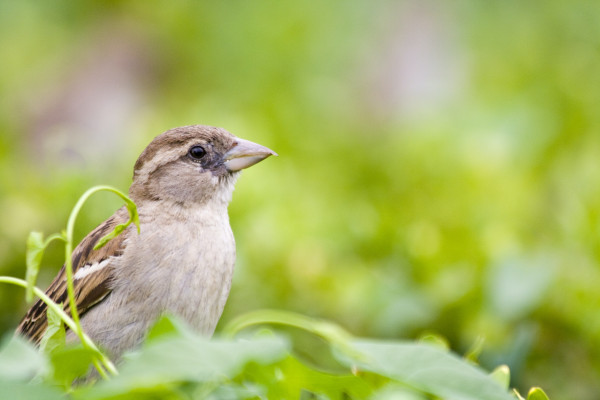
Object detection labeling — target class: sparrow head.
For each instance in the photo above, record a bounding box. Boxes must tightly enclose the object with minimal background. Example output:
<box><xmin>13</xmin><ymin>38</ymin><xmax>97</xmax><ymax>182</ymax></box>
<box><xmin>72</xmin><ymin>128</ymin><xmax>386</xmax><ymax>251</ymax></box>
<box><xmin>129</xmin><ymin>125</ymin><xmax>276</xmax><ymax>205</ymax></box>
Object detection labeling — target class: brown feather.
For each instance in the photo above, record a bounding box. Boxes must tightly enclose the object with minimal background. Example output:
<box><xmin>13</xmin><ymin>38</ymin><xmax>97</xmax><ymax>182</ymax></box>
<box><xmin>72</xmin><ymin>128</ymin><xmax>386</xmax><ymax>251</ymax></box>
<box><xmin>16</xmin><ymin>206</ymin><xmax>131</xmax><ymax>344</ymax></box>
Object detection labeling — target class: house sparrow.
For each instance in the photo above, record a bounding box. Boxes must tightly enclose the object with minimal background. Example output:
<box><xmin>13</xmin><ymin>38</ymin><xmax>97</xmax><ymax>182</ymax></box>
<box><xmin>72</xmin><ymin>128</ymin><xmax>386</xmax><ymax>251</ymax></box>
<box><xmin>17</xmin><ymin>125</ymin><xmax>276</xmax><ymax>360</ymax></box>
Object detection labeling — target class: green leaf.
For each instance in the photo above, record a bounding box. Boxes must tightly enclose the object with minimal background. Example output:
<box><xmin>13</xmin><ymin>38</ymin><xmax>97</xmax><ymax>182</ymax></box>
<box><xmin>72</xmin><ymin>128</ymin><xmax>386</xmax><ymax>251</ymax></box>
<box><xmin>93</xmin><ymin>222</ymin><xmax>130</xmax><ymax>250</ymax></box>
<box><xmin>241</xmin><ymin>355</ymin><xmax>374</xmax><ymax>400</ymax></box>
<box><xmin>489</xmin><ymin>365</ymin><xmax>510</xmax><ymax>390</ymax></box>
<box><xmin>0</xmin><ymin>381</ymin><xmax>64</xmax><ymax>400</ymax></box>
<box><xmin>370</xmin><ymin>384</ymin><xmax>427</xmax><ymax>400</ymax></box>
<box><xmin>527</xmin><ymin>387</ymin><xmax>550</xmax><ymax>400</ymax></box>
<box><xmin>39</xmin><ymin>306</ymin><xmax>66</xmax><ymax>356</ymax></box>
<box><xmin>0</xmin><ymin>334</ymin><xmax>48</xmax><ymax>381</ymax></box>
<box><xmin>144</xmin><ymin>314</ymin><xmax>194</xmax><ymax>343</ymax></box>
<box><xmin>206</xmin><ymin>382</ymin><xmax>267</xmax><ymax>400</ymax></box>
<box><xmin>93</xmin><ymin>196</ymin><xmax>140</xmax><ymax>250</ymax></box>
<box><xmin>49</xmin><ymin>345</ymin><xmax>97</xmax><ymax>388</ymax></box>
<box><xmin>74</xmin><ymin>320</ymin><xmax>289</xmax><ymax>399</ymax></box>
<box><xmin>418</xmin><ymin>333</ymin><xmax>450</xmax><ymax>351</ymax></box>
<box><xmin>25</xmin><ymin>232</ymin><xmax>65</xmax><ymax>302</ymax></box>
<box><xmin>335</xmin><ymin>339</ymin><xmax>514</xmax><ymax>400</ymax></box>
<box><xmin>25</xmin><ymin>231</ymin><xmax>45</xmax><ymax>302</ymax></box>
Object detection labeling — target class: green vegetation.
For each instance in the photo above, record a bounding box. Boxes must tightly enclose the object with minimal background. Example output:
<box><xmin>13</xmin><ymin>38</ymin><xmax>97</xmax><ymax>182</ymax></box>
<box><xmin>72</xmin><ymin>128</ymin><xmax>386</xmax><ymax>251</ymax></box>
<box><xmin>0</xmin><ymin>190</ymin><xmax>543</xmax><ymax>398</ymax></box>
<box><xmin>0</xmin><ymin>312</ymin><xmax>548</xmax><ymax>400</ymax></box>
<box><xmin>1</xmin><ymin>1</ymin><xmax>599</xmax><ymax>398</ymax></box>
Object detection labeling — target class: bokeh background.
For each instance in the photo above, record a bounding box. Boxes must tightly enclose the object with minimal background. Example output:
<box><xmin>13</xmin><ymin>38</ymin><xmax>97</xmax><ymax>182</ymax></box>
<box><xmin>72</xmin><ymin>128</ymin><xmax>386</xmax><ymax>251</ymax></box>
<box><xmin>1</xmin><ymin>1</ymin><xmax>599</xmax><ymax>398</ymax></box>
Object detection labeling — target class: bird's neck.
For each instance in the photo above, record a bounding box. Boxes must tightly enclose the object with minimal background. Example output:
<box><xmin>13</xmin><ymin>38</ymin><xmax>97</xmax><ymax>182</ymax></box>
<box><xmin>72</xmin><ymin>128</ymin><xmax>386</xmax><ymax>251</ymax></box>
<box><xmin>135</xmin><ymin>197</ymin><xmax>231</xmax><ymax>226</ymax></box>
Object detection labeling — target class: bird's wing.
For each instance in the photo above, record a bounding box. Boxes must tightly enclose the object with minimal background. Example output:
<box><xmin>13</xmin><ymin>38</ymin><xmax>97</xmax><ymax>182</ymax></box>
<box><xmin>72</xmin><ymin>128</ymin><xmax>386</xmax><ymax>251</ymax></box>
<box><xmin>17</xmin><ymin>206</ymin><xmax>132</xmax><ymax>344</ymax></box>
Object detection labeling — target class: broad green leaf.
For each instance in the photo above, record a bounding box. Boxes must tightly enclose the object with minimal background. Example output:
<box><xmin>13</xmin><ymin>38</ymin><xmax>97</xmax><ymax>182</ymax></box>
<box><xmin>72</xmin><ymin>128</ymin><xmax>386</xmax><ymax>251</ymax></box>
<box><xmin>144</xmin><ymin>314</ymin><xmax>193</xmax><ymax>343</ymax></box>
<box><xmin>49</xmin><ymin>345</ymin><xmax>97</xmax><ymax>389</ymax></box>
<box><xmin>74</xmin><ymin>323</ymin><xmax>289</xmax><ymax>399</ymax></box>
<box><xmin>370</xmin><ymin>384</ymin><xmax>427</xmax><ymax>400</ymax></box>
<box><xmin>0</xmin><ymin>381</ymin><xmax>63</xmax><ymax>400</ymax></box>
<box><xmin>527</xmin><ymin>387</ymin><xmax>549</xmax><ymax>400</ymax></box>
<box><xmin>0</xmin><ymin>335</ymin><xmax>48</xmax><ymax>381</ymax></box>
<box><xmin>335</xmin><ymin>340</ymin><xmax>514</xmax><ymax>400</ymax></box>
<box><xmin>39</xmin><ymin>305</ymin><xmax>66</xmax><ymax>356</ymax></box>
<box><xmin>206</xmin><ymin>382</ymin><xmax>267</xmax><ymax>400</ymax></box>
<box><xmin>25</xmin><ymin>231</ymin><xmax>45</xmax><ymax>302</ymax></box>
<box><xmin>242</xmin><ymin>355</ymin><xmax>374</xmax><ymax>400</ymax></box>
<box><xmin>418</xmin><ymin>333</ymin><xmax>449</xmax><ymax>350</ymax></box>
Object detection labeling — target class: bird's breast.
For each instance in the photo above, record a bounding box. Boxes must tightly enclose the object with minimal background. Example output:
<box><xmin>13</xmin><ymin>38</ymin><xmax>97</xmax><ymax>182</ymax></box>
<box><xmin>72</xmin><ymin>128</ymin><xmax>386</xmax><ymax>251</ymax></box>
<box><xmin>115</xmin><ymin>205</ymin><xmax>236</xmax><ymax>336</ymax></box>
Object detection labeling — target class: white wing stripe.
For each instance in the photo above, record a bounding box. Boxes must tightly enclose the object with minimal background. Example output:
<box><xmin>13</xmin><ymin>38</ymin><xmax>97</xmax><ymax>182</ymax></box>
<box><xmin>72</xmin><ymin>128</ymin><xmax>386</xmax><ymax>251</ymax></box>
<box><xmin>74</xmin><ymin>259</ymin><xmax>110</xmax><ymax>280</ymax></box>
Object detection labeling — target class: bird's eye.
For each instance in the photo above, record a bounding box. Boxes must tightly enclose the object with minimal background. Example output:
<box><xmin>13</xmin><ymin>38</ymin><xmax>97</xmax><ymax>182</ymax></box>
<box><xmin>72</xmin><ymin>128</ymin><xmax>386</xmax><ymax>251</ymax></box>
<box><xmin>188</xmin><ymin>145</ymin><xmax>206</xmax><ymax>160</ymax></box>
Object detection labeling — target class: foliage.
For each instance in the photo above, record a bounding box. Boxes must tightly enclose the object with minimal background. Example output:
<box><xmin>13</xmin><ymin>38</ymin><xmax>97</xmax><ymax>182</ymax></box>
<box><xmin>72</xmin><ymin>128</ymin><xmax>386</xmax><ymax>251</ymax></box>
<box><xmin>0</xmin><ymin>312</ymin><xmax>548</xmax><ymax>400</ymax></box>
<box><xmin>0</xmin><ymin>186</ymin><xmax>549</xmax><ymax>399</ymax></box>
<box><xmin>4</xmin><ymin>186</ymin><xmax>139</xmax><ymax>379</ymax></box>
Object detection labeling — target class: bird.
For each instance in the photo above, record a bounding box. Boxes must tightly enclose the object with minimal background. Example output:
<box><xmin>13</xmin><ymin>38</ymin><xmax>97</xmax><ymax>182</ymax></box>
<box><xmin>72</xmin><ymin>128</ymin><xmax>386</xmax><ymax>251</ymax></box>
<box><xmin>17</xmin><ymin>125</ymin><xmax>277</xmax><ymax>361</ymax></box>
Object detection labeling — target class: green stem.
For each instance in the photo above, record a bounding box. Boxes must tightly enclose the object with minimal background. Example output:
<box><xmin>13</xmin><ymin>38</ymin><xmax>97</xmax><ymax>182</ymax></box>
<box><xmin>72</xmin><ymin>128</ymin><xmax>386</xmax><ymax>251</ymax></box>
<box><xmin>223</xmin><ymin>309</ymin><xmax>353</xmax><ymax>346</ymax></box>
<box><xmin>223</xmin><ymin>310</ymin><xmax>324</xmax><ymax>336</ymax></box>
<box><xmin>43</xmin><ymin>233</ymin><xmax>67</xmax><ymax>248</ymax></box>
<box><xmin>0</xmin><ymin>276</ymin><xmax>117</xmax><ymax>377</ymax></box>
<box><xmin>65</xmin><ymin>186</ymin><xmax>133</xmax><ymax>340</ymax></box>
<box><xmin>62</xmin><ymin>185</ymin><xmax>138</xmax><ymax>377</ymax></box>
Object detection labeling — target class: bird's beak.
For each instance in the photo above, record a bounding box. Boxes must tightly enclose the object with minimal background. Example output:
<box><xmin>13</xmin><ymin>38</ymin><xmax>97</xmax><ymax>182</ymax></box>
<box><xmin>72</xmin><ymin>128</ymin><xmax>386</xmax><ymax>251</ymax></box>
<box><xmin>223</xmin><ymin>138</ymin><xmax>278</xmax><ymax>172</ymax></box>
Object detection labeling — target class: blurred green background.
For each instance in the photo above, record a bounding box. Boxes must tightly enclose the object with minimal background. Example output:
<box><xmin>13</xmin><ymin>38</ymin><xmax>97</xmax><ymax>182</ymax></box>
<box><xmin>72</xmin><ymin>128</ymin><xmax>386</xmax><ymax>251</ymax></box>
<box><xmin>1</xmin><ymin>1</ymin><xmax>599</xmax><ymax>398</ymax></box>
